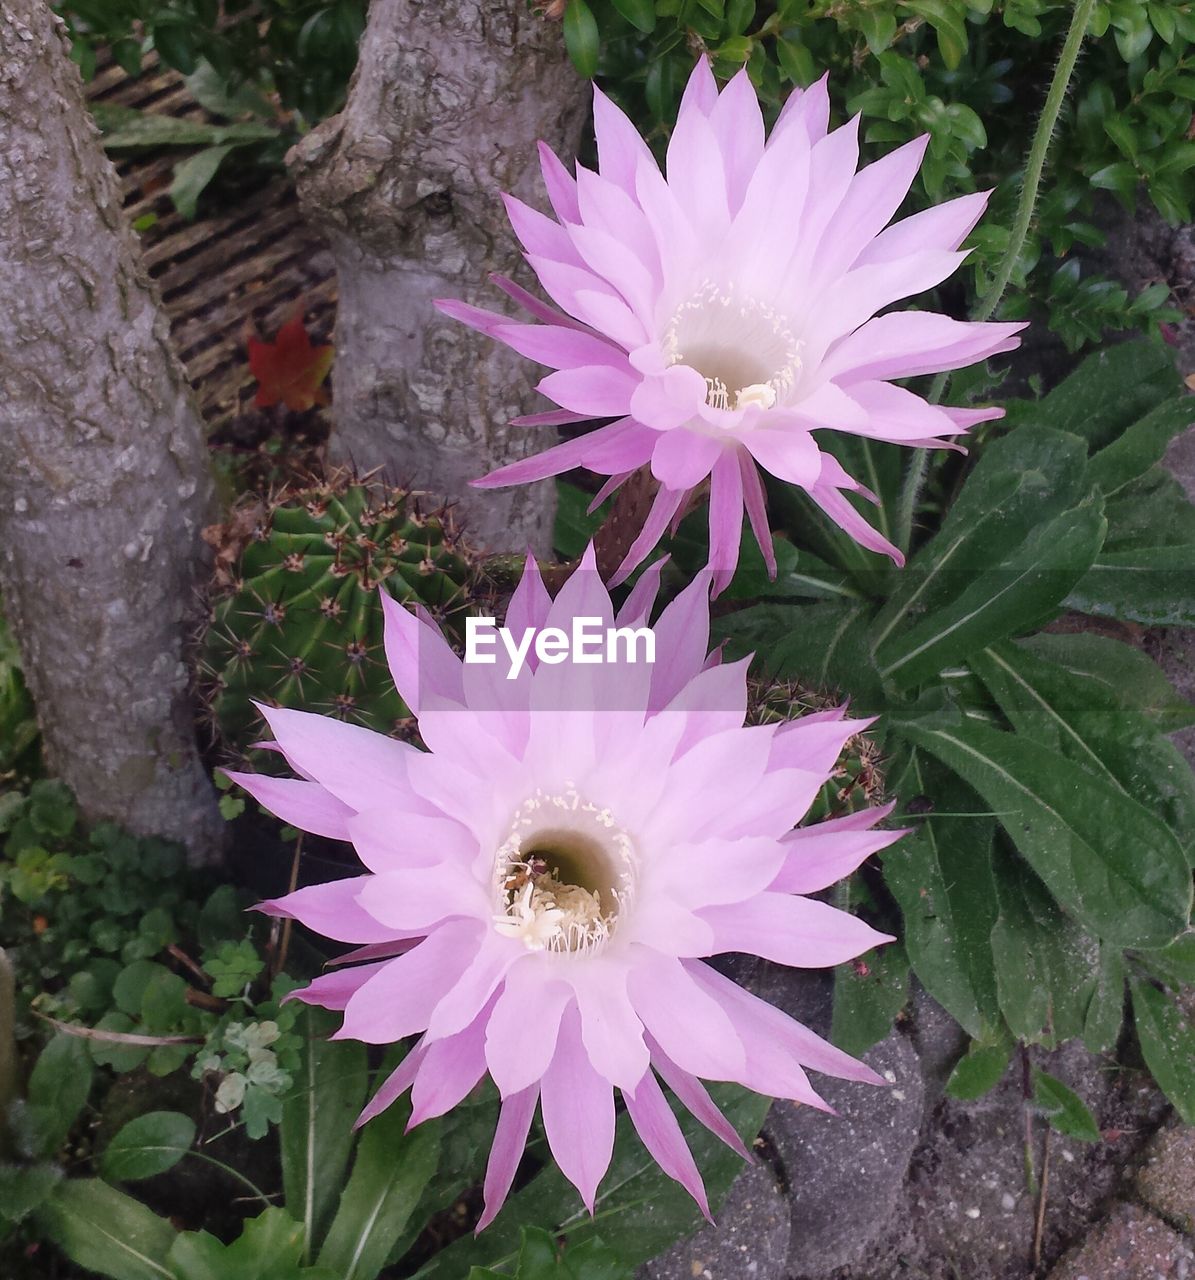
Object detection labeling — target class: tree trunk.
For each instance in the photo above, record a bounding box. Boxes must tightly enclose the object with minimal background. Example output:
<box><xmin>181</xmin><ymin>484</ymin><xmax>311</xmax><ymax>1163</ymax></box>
<box><xmin>0</xmin><ymin>0</ymin><xmax>223</xmax><ymax>862</ymax></box>
<box><xmin>288</xmin><ymin>2</ymin><xmax>589</xmax><ymax>553</ymax></box>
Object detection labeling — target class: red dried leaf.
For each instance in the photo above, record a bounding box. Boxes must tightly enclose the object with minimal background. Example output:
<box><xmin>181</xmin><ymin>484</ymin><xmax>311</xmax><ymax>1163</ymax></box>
<box><xmin>248</xmin><ymin>307</ymin><xmax>334</xmax><ymax>411</ymax></box>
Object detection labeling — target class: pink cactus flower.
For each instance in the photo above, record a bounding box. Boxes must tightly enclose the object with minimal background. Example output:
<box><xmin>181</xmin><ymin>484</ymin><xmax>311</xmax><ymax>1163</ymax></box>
<box><xmin>229</xmin><ymin>551</ymin><xmax>903</xmax><ymax>1225</ymax></box>
<box><xmin>438</xmin><ymin>60</ymin><xmax>1025</xmax><ymax>593</ymax></box>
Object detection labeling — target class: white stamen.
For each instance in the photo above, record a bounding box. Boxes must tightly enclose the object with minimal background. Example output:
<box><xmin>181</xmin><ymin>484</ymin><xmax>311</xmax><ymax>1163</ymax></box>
<box><xmin>492</xmin><ymin>784</ymin><xmax>637</xmax><ymax>955</ymax></box>
<box><xmin>662</xmin><ymin>280</ymin><xmax>802</xmax><ymax>414</ymax></box>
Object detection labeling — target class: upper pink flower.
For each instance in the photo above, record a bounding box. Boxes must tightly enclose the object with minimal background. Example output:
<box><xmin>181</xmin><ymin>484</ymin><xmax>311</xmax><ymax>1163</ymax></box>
<box><xmin>229</xmin><ymin>551</ymin><xmax>903</xmax><ymax>1226</ymax></box>
<box><xmin>439</xmin><ymin>60</ymin><xmax>1025</xmax><ymax>593</ymax></box>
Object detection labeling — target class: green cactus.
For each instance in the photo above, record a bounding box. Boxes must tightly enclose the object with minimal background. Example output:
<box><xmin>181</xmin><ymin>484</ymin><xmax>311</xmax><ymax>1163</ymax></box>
<box><xmin>748</xmin><ymin>681</ymin><xmax>885</xmax><ymax>822</ymax></box>
<box><xmin>200</xmin><ymin>476</ymin><xmax>484</xmax><ymax>759</ymax></box>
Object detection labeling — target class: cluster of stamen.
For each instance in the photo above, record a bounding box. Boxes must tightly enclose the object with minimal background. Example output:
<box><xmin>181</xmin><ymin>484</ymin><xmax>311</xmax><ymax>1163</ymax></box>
<box><xmin>492</xmin><ymin>785</ymin><xmax>636</xmax><ymax>955</ymax></box>
<box><xmin>661</xmin><ymin>280</ymin><xmax>802</xmax><ymax>414</ymax></box>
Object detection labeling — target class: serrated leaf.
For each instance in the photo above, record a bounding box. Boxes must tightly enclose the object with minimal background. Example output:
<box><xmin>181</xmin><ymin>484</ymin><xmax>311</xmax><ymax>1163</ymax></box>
<box><xmin>896</xmin><ymin>717</ymin><xmax>1191</xmax><ymax>949</ymax></box>
<box><xmin>101</xmin><ymin>1111</ymin><xmax>196</xmax><ymax>1182</ymax></box>
<box><xmin>1031</xmin><ymin>1068</ymin><xmax>1101</xmax><ymax>1141</ymax></box>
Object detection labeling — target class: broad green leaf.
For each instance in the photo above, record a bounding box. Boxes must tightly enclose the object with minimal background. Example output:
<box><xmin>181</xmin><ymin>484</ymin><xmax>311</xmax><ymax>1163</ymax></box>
<box><xmin>1130</xmin><ymin>977</ymin><xmax>1195</xmax><ymax>1123</ymax></box>
<box><xmin>896</xmin><ymin>717</ymin><xmax>1191</xmax><ymax>949</ymax></box>
<box><xmin>414</xmin><ymin>1086</ymin><xmax>769</xmax><ymax>1279</ymax></box>
<box><xmin>987</xmin><ymin>844</ymin><xmax>1052</xmax><ymax>1041</ymax></box>
<box><xmin>317</xmin><ymin>1099</ymin><xmax>441</xmax><ymax>1280</ymax></box>
<box><xmin>1086</xmin><ymin>397</ymin><xmax>1195</xmax><ymax>495</ymax></box>
<box><xmin>100</xmin><ymin>1110</ymin><xmax>195</xmax><ymax>1182</ymax></box>
<box><xmin>1068</xmin><ymin>542</ymin><xmax>1195</xmax><ymax>626</ymax></box>
<box><xmin>25</xmin><ymin>1034</ymin><xmax>93</xmax><ymax>1159</ymax></box>
<box><xmin>881</xmin><ymin>760</ymin><xmax>999</xmax><ymax>1038</ymax></box>
<box><xmin>870</xmin><ymin>426</ymin><xmax>1090</xmax><ymax>656</ymax></box>
<box><xmin>1001</xmin><ymin>340</ymin><xmax>1180</xmax><ymax>452</ymax></box>
<box><xmin>1101</xmin><ymin>467</ymin><xmax>1195</xmax><ymax>553</ymax></box>
<box><xmin>1138</xmin><ymin>932</ymin><xmax>1195</xmax><ymax>988</ymax></box>
<box><xmin>945</xmin><ymin>1041</ymin><xmax>1011</xmax><ymax>1100</ymax></box>
<box><xmin>831</xmin><ymin>942</ymin><xmax>909</xmax><ymax>1057</ymax></box>
<box><xmin>970</xmin><ymin>643</ymin><xmax>1195</xmax><ymax>858</ymax></box>
<box><xmin>1018</xmin><ymin>632</ymin><xmax>1195</xmax><ymax>733</ymax></box>
<box><xmin>1031</xmin><ymin>1068</ymin><xmax>1101</xmax><ymax>1141</ymax></box>
<box><xmin>280</xmin><ymin>1006</ymin><xmax>369</xmax><ymax>1261</ymax></box>
<box><xmin>36</xmin><ymin>1179</ymin><xmax>177</xmax><ymax>1280</ymax></box>
<box><xmin>492</xmin><ymin>1227</ymin><xmax>632</xmax><ymax>1279</ymax></box>
<box><xmin>877</xmin><ymin>497</ymin><xmax>1106</xmax><ymax>690</ymax></box>
<box><xmin>170</xmin><ymin>144</ymin><xmax>235</xmax><ymax>221</ymax></box>
<box><xmin>554</xmin><ymin>482</ymin><xmax>606</xmax><ymax>560</ymax></box>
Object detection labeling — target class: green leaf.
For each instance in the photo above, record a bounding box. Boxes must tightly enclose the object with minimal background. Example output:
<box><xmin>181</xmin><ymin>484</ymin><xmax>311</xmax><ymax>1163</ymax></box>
<box><xmin>563</xmin><ymin>0</ymin><xmax>600</xmax><ymax>78</ymax></box>
<box><xmin>1086</xmin><ymin>397</ymin><xmax>1195</xmax><ymax>495</ymax></box>
<box><xmin>1018</xmin><ymin>632</ymin><xmax>1195</xmax><ymax>733</ymax></box>
<box><xmin>169</xmin><ymin>144</ymin><xmax>236</xmax><ymax>221</ymax></box>
<box><xmin>169</xmin><ymin>1208</ymin><xmax>341</xmax><ymax>1280</ymax></box>
<box><xmin>317</xmin><ymin>1098</ymin><xmax>441</xmax><ymax>1280</ymax></box>
<box><xmin>1139</xmin><ymin>931</ymin><xmax>1195</xmax><ymax>987</ymax></box>
<box><xmin>0</xmin><ymin>1164</ymin><xmax>62</xmax><ymax>1224</ymax></box>
<box><xmin>414</xmin><ymin>1086</ymin><xmax>769</xmax><ymax>1279</ymax></box>
<box><xmin>882</xmin><ymin>763</ymin><xmax>1000</xmax><ymax>1038</ymax></box>
<box><xmin>945</xmin><ymin>1040</ymin><xmax>1011</xmax><ymax>1100</ymax></box>
<box><xmin>205</xmin><ymin>938</ymin><xmax>265</xmax><ymax>997</ymax></box>
<box><xmin>1083</xmin><ymin>945</ymin><xmax>1126</xmax><ymax>1054</ymax></box>
<box><xmin>969</xmin><ymin>643</ymin><xmax>1195</xmax><ymax>857</ymax></box>
<box><xmin>554</xmin><ymin>482</ymin><xmax>606</xmax><ymax>560</ymax></box>
<box><xmin>1130</xmin><ymin>977</ymin><xmax>1195</xmax><ymax>1123</ymax></box>
<box><xmin>876</xmin><ymin>497</ymin><xmax>1106</xmax><ymax>690</ymax></box>
<box><xmin>100</xmin><ymin>1111</ymin><xmax>196</xmax><ymax>1182</ymax></box>
<box><xmin>831</xmin><ymin>942</ymin><xmax>909</xmax><ymax>1057</ymax></box>
<box><xmin>36</xmin><ymin>1179</ymin><xmax>177</xmax><ymax>1280</ymax></box>
<box><xmin>1031</xmin><ymin>1068</ymin><xmax>1101</xmax><ymax>1141</ymax></box>
<box><xmin>896</xmin><ymin>717</ymin><xmax>1191</xmax><ymax>949</ymax></box>
<box><xmin>280</xmin><ymin>1007</ymin><xmax>369</xmax><ymax>1261</ymax></box>
<box><xmin>609</xmin><ymin>0</ymin><xmax>656</xmax><ymax>32</ymax></box>
<box><xmin>1002</xmin><ymin>340</ymin><xmax>1180</xmax><ymax>453</ymax></box>
<box><xmin>1068</xmin><ymin>542</ymin><xmax>1195</xmax><ymax>627</ymax></box>
<box><xmin>25</xmin><ymin>1034</ymin><xmax>93</xmax><ymax>1159</ymax></box>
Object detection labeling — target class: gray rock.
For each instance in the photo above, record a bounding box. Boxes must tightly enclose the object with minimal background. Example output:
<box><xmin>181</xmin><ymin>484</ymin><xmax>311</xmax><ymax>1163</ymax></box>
<box><xmin>639</xmin><ymin>1159</ymin><xmax>791</xmax><ymax>1280</ymax></box>
<box><xmin>1137</xmin><ymin>1118</ymin><xmax>1195</xmax><ymax>1235</ymax></box>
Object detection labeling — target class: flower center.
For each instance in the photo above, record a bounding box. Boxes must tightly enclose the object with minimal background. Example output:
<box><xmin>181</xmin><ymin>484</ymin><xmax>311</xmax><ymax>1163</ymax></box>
<box><xmin>662</xmin><ymin>281</ymin><xmax>802</xmax><ymax>413</ymax></box>
<box><xmin>492</xmin><ymin>786</ymin><xmax>636</xmax><ymax>954</ymax></box>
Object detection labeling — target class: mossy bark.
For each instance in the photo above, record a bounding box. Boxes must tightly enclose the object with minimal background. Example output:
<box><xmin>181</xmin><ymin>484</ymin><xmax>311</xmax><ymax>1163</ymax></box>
<box><xmin>288</xmin><ymin>1</ymin><xmax>589</xmax><ymax>554</ymax></box>
<box><xmin>0</xmin><ymin>0</ymin><xmax>222</xmax><ymax>862</ymax></box>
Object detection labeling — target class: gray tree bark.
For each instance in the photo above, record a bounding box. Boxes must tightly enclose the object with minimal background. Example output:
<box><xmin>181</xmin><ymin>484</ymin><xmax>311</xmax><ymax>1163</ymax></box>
<box><xmin>288</xmin><ymin>1</ymin><xmax>589</xmax><ymax>553</ymax></box>
<box><xmin>0</xmin><ymin>0</ymin><xmax>223</xmax><ymax>862</ymax></box>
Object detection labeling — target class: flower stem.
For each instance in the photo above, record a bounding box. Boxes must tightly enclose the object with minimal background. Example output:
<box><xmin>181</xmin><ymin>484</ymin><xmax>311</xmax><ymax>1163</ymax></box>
<box><xmin>891</xmin><ymin>0</ymin><xmax>1097</xmax><ymax>555</ymax></box>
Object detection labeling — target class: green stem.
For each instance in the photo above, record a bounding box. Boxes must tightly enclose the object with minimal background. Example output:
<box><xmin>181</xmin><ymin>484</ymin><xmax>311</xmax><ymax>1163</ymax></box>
<box><xmin>891</xmin><ymin>0</ymin><xmax>1097</xmax><ymax>555</ymax></box>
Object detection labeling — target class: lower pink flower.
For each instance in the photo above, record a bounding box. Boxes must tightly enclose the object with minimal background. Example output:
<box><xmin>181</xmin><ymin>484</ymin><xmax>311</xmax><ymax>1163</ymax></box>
<box><xmin>229</xmin><ymin>550</ymin><xmax>903</xmax><ymax>1226</ymax></box>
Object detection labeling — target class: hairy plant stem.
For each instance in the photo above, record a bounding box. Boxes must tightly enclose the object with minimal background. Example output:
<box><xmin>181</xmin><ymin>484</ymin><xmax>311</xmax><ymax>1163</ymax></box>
<box><xmin>891</xmin><ymin>0</ymin><xmax>1098</xmax><ymax>556</ymax></box>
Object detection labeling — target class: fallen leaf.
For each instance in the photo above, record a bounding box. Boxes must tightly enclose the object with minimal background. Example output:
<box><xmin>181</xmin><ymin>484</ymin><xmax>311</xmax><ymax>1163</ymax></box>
<box><xmin>247</xmin><ymin>306</ymin><xmax>333</xmax><ymax>411</ymax></box>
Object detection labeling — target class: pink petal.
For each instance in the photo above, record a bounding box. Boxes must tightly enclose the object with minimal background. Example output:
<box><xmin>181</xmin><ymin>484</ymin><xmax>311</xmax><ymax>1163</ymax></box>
<box><xmin>820</xmin><ymin>312</ymin><xmax>1026</xmax><ymax>384</ymax></box>
<box><xmin>355</xmin><ymin>862</ymin><xmax>489</xmax><ymax>931</ymax></box>
<box><xmin>679</xmin><ymin>56</ymin><xmax>718</xmax><ymax>116</ymax></box>
<box><xmin>485</xmin><ymin>962</ymin><xmax>573</xmax><ymax>1096</ymax></box>
<box><xmin>771</xmin><ymin>72</ymin><xmax>830</xmax><ymax>149</ymax></box>
<box><xmin>592</xmin><ymin>82</ymin><xmax>657</xmax><ymax>194</ymax></box>
<box><xmin>347</xmin><ymin>807</ymin><xmax>477</xmax><ymax>875</ymax></box>
<box><xmin>571</xmin><ymin>964</ymin><xmax>649</xmax><ymax>1091</ymax></box>
<box><xmin>610</xmin><ymin>485</ymin><xmax>686</xmax><ymax>587</ymax></box>
<box><xmin>502</xmin><ymin>192</ymin><xmax>583</xmax><ymax>265</ymax></box>
<box><xmin>285</xmin><ymin>961</ymin><xmax>390</xmax><ymax>1011</ymax></box>
<box><xmin>425</xmin><ymin>936</ymin><xmax>520</xmax><ymax>1041</ymax></box>
<box><xmin>490</xmin><ymin>273</ymin><xmax>590</xmax><ymax>333</ymax></box>
<box><xmin>474</xmin><ymin>420</ymin><xmax>643</xmax><ymax>489</ymax></box>
<box><xmin>378</xmin><ymin>587</ymin><xmax>464</xmax><ymax>718</ymax></box>
<box><xmin>356</xmin><ymin>1043</ymin><xmax>425</xmax><ymax>1129</ymax></box>
<box><xmin>772</xmin><ymin>812</ymin><xmax>907</xmax><ymax>895</ymax></box>
<box><xmin>538</xmin><ymin>141</ymin><xmax>581</xmax><ymax>223</ymax></box>
<box><xmin>740</xmin><ymin>424</ymin><xmax>823</xmax><ymax>488</ymax></box>
<box><xmin>476</xmin><ymin>1084</ymin><xmax>539</xmax><ymax>1232</ymax></box>
<box><xmin>538</xmin><ymin>364</ymin><xmax>638</xmax><ymax>416</ymax></box>
<box><xmin>506</xmin><ymin>553</ymin><xmax>553</xmax><ymax>637</ymax></box>
<box><xmin>738</xmin><ymin>451</ymin><xmax>776</xmax><ymax>578</ymax></box>
<box><xmin>223</xmin><ymin>772</ymin><xmax>353</xmax><ymax>841</ymax></box>
<box><xmin>708</xmin><ymin>451</ymin><xmax>745</xmax><ymax>597</ymax></box>
<box><xmin>647</xmin><ymin>571</ymin><xmax>714</xmax><ymax>711</ymax></box>
<box><xmin>650</xmin><ymin>427</ymin><xmax>725</xmax><ymax>489</ymax></box>
<box><xmin>701</xmin><ymin>892</ymin><xmax>894</xmax><ymax>967</ymax></box>
<box><xmin>491</xmin><ymin>322</ymin><xmax>631</xmax><ymax>371</ymax></box>
<box><xmin>666</xmin><ymin>107</ymin><xmax>730</xmax><ymax>240</ymax></box>
<box><xmin>625</xmin><ymin>1069</ymin><xmax>711</xmax><ymax>1218</ymax></box>
<box><xmin>626</xmin><ymin>948</ymin><xmax>746</xmax><ymax>1079</ymax></box>
<box><xmin>808</xmin><ymin>483</ymin><xmax>903</xmax><ymax>564</ymax></box>
<box><xmin>256</xmin><ymin>875</ymin><xmax>406</xmax><ymax>944</ymax></box>
<box><xmin>859</xmin><ymin>189</ymin><xmax>991</xmax><ymax>264</ymax></box>
<box><xmin>767</xmin><ymin>711</ymin><xmax>871</xmax><ymax>775</ymax></box>
<box><xmin>409</xmin><ymin>1004</ymin><xmax>492</xmax><ymax>1126</ymax></box>
<box><xmin>336</xmin><ymin>920</ymin><xmax>484</xmax><ymax>1042</ymax></box>
<box><xmin>708</xmin><ymin>69</ymin><xmax>765</xmax><ymax>212</ymax></box>
<box><xmin>648</xmin><ymin>1036</ymin><xmax>751</xmax><ymax>1159</ymax></box>
<box><xmin>540</xmin><ymin>1004</ymin><xmax>616</xmax><ymax>1213</ymax></box>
